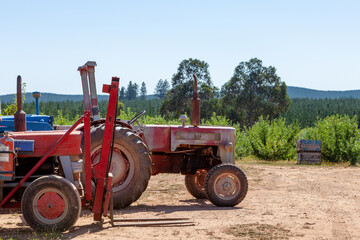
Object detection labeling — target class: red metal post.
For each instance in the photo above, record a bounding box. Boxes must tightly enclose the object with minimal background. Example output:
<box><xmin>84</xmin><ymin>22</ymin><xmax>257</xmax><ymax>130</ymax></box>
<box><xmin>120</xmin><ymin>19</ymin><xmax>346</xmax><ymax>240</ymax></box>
<box><xmin>102</xmin><ymin>173</ymin><xmax>113</xmax><ymax>217</ymax></box>
<box><xmin>92</xmin><ymin>77</ymin><xmax>119</xmax><ymax>221</ymax></box>
<box><xmin>83</xmin><ymin>111</ymin><xmax>92</xmax><ymax>202</ymax></box>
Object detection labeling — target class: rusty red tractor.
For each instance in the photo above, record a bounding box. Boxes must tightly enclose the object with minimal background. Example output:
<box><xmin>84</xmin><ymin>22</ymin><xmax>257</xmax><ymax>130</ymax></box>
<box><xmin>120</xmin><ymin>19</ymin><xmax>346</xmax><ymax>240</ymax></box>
<box><xmin>0</xmin><ymin>62</ymin><xmax>248</xmax><ymax>231</ymax></box>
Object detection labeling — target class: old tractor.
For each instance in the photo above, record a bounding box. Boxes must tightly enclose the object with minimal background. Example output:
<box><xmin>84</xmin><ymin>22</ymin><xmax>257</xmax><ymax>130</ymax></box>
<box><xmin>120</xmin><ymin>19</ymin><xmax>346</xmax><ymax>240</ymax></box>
<box><xmin>0</xmin><ymin>61</ymin><xmax>247</xmax><ymax>231</ymax></box>
<box><xmin>139</xmin><ymin>74</ymin><xmax>248</xmax><ymax>207</ymax></box>
<box><xmin>83</xmin><ymin>65</ymin><xmax>248</xmax><ymax>208</ymax></box>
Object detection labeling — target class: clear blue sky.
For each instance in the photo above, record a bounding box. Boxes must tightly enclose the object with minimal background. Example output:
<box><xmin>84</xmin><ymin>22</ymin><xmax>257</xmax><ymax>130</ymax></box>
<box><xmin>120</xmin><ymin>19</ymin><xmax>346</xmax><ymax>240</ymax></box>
<box><xmin>1</xmin><ymin>0</ymin><xmax>359</xmax><ymax>95</ymax></box>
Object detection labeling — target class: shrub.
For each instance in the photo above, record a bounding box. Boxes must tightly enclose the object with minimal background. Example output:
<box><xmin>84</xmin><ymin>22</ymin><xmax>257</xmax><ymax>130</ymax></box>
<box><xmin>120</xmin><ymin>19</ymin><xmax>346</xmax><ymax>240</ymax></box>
<box><xmin>235</xmin><ymin>126</ymin><xmax>253</xmax><ymax>158</ymax></box>
<box><xmin>53</xmin><ymin>110</ymin><xmax>77</xmax><ymax>125</ymax></box>
<box><xmin>297</xmin><ymin>127</ymin><xmax>317</xmax><ymax>140</ymax></box>
<box><xmin>248</xmin><ymin>117</ymin><xmax>299</xmax><ymax>160</ymax></box>
<box><xmin>2</xmin><ymin>83</ymin><xmax>26</xmax><ymax>115</ymax></box>
<box><xmin>203</xmin><ymin>112</ymin><xmax>232</xmax><ymax>126</ymax></box>
<box><xmin>311</xmin><ymin>115</ymin><xmax>360</xmax><ymax>165</ymax></box>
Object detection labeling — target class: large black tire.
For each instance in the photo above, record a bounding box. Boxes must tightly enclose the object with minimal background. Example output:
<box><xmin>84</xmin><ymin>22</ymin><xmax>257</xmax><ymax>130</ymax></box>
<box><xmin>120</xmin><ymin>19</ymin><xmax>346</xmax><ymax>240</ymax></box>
<box><xmin>185</xmin><ymin>169</ymin><xmax>208</xmax><ymax>199</ymax></box>
<box><xmin>205</xmin><ymin>164</ymin><xmax>248</xmax><ymax>207</ymax></box>
<box><xmin>83</xmin><ymin>125</ymin><xmax>151</xmax><ymax>209</ymax></box>
<box><xmin>21</xmin><ymin>175</ymin><xmax>81</xmax><ymax>232</ymax></box>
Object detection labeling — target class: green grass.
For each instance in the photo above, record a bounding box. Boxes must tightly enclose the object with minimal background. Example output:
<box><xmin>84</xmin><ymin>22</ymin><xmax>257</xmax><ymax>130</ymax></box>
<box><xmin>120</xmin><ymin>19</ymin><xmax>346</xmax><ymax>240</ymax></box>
<box><xmin>237</xmin><ymin>155</ymin><xmax>359</xmax><ymax>167</ymax></box>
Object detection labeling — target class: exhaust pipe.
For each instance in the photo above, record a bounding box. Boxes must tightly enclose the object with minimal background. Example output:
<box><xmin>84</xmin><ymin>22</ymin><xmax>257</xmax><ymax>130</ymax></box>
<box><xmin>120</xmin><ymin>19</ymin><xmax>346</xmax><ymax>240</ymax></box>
<box><xmin>14</xmin><ymin>75</ymin><xmax>26</xmax><ymax>132</ymax></box>
<box><xmin>32</xmin><ymin>91</ymin><xmax>41</xmax><ymax>115</ymax></box>
<box><xmin>190</xmin><ymin>74</ymin><xmax>200</xmax><ymax>127</ymax></box>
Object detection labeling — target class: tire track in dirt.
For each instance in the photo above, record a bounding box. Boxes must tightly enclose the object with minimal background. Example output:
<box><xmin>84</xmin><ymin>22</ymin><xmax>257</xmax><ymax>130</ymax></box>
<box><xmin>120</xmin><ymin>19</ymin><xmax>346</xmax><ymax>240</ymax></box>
<box><xmin>313</xmin><ymin>169</ymin><xmax>360</xmax><ymax>239</ymax></box>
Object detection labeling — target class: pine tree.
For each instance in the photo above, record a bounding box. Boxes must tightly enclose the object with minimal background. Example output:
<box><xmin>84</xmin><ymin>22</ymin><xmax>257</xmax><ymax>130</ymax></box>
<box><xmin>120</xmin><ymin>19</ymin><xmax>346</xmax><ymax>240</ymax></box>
<box><xmin>126</xmin><ymin>81</ymin><xmax>138</xmax><ymax>100</ymax></box>
<box><xmin>119</xmin><ymin>87</ymin><xmax>126</xmax><ymax>100</ymax></box>
<box><xmin>140</xmin><ymin>82</ymin><xmax>147</xmax><ymax>100</ymax></box>
<box><xmin>154</xmin><ymin>79</ymin><xmax>170</xmax><ymax>99</ymax></box>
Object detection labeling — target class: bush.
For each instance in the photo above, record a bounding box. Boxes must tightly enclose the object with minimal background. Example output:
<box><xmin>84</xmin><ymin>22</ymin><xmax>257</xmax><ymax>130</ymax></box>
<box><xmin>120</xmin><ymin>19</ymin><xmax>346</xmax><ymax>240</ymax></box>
<box><xmin>53</xmin><ymin>110</ymin><xmax>78</xmax><ymax>125</ymax></box>
<box><xmin>306</xmin><ymin>115</ymin><xmax>360</xmax><ymax>165</ymax></box>
<box><xmin>203</xmin><ymin>112</ymin><xmax>232</xmax><ymax>126</ymax></box>
<box><xmin>235</xmin><ymin>127</ymin><xmax>253</xmax><ymax>158</ymax></box>
<box><xmin>247</xmin><ymin>117</ymin><xmax>299</xmax><ymax>160</ymax></box>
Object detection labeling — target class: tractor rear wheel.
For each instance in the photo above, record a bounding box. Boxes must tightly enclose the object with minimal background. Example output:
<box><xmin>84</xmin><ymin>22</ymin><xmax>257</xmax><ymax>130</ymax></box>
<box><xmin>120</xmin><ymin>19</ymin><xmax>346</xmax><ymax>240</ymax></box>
<box><xmin>21</xmin><ymin>175</ymin><xmax>81</xmax><ymax>232</ymax></box>
<box><xmin>84</xmin><ymin>125</ymin><xmax>151</xmax><ymax>208</ymax></box>
<box><xmin>185</xmin><ymin>169</ymin><xmax>207</xmax><ymax>199</ymax></box>
<box><xmin>205</xmin><ymin>164</ymin><xmax>248</xmax><ymax>207</ymax></box>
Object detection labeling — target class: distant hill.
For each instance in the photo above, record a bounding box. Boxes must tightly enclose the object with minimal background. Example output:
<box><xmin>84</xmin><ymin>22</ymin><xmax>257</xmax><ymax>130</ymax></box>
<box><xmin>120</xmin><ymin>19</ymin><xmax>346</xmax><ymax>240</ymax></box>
<box><xmin>0</xmin><ymin>93</ymin><xmax>159</xmax><ymax>104</ymax></box>
<box><xmin>1</xmin><ymin>87</ymin><xmax>360</xmax><ymax>103</ymax></box>
<box><xmin>287</xmin><ymin>86</ymin><xmax>360</xmax><ymax>99</ymax></box>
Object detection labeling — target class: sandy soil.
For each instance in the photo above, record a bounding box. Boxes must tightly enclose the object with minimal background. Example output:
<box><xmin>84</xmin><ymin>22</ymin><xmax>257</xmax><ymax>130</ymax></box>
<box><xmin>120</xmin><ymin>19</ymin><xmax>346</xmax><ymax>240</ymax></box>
<box><xmin>1</xmin><ymin>162</ymin><xmax>359</xmax><ymax>240</ymax></box>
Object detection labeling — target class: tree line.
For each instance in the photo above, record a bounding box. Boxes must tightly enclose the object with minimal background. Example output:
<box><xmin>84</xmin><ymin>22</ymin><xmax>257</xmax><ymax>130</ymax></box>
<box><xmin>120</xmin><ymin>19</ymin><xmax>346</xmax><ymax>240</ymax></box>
<box><xmin>3</xmin><ymin>97</ymin><xmax>360</xmax><ymax>129</ymax></box>
<box><xmin>3</xmin><ymin>57</ymin><xmax>360</xmax><ymax>130</ymax></box>
<box><xmin>118</xmin><ymin>79</ymin><xmax>170</xmax><ymax>101</ymax></box>
<box><xmin>281</xmin><ymin>98</ymin><xmax>360</xmax><ymax>128</ymax></box>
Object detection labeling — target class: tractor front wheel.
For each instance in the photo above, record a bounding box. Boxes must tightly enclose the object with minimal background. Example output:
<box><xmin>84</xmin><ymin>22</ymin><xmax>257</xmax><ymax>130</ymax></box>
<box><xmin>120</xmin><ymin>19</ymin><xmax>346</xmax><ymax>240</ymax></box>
<box><xmin>21</xmin><ymin>175</ymin><xmax>81</xmax><ymax>232</ymax></box>
<box><xmin>205</xmin><ymin>164</ymin><xmax>248</xmax><ymax>207</ymax></box>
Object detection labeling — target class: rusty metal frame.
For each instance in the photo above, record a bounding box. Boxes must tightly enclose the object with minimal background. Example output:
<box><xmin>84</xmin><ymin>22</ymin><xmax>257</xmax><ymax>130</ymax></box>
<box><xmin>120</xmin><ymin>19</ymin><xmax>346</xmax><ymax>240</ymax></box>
<box><xmin>0</xmin><ymin>112</ymin><xmax>90</xmax><ymax>208</ymax></box>
<box><xmin>92</xmin><ymin>77</ymin><xmax>119</xmax><ymax>221</ymax></box>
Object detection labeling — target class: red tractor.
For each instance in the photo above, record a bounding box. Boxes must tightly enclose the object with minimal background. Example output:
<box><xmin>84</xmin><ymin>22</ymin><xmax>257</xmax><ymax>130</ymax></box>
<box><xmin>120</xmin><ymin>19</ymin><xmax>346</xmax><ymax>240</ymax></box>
<box><xmin>0</xmin><ymin>62</ymin><xmax>247</xmax><ymax>232</ymax></box>
<box><xmin>99</xmin><ymin>72</ymin><xmax>248</xmax><ymax>208</ymax></box>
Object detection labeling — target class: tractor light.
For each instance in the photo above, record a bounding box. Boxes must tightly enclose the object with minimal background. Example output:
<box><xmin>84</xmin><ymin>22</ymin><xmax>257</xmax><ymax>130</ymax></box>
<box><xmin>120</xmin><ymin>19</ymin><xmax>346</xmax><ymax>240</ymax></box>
<box><xmin>224</xmin><ymin>143</ymin><xmax>233</xmax><ymax>152</ymax></box>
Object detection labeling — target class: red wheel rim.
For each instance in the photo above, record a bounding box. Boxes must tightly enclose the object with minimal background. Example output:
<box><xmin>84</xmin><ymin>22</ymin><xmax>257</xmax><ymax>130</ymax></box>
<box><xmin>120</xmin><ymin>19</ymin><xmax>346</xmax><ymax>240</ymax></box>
<box><xmin>91</xmin><ymin>143</ymin><xmax>134</xmax><ymax>191</ymax></box>
<box><xmin>37</xmin><ymin>192</ymin><xmax>65</xmax><ymax>220</ymax></box>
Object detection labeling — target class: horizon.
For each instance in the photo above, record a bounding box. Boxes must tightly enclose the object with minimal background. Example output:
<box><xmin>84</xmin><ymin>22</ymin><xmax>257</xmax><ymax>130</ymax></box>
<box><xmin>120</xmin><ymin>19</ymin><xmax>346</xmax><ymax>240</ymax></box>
<box><xmin>2</xmin><ymin>86</ymin><xmax>360</xmax><ymax>99</ymax></box>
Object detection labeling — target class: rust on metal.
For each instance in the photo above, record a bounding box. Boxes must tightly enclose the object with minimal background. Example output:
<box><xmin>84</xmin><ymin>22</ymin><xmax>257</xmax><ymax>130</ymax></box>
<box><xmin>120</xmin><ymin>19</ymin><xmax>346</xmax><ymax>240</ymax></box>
<box><xmin>175</xmin><ymin>131</ymin><xmax>221</xmax><ymax>141</ymax></box>
<box><xmin>14</xmin><ymin>75</ymin><xmax>26</xmax><ymax>132</ymax></box>
<box><xmin>190</xmin><ymin>74</ymin><xmax>200</xmax><ymax>127</ymax></box>
<box><xmin>169</xmin><ymin>125</ymin><xmax>236</xmax><ymax>163</ymax></box>
<box><xmin>150</xmin><ymin>154</ymin><xmax>183</xmax><ymax>175</ymax></box>
<box><xmin>143</xmin><ymin>125</ymin><xmax>171</xmax><ymax>152</ymax></box>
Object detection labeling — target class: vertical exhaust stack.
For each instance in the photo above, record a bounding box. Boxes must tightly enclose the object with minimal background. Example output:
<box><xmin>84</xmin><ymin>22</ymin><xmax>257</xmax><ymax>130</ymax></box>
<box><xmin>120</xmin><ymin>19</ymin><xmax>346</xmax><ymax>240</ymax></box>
<box><xmin>191</xmin><ymin>74</ymin><xmax>201</xmax><ymax>127</ymax></box>
<box><xmin>32</xmin><ymin>91</ymin><xmax>41</xmax><ymax>115</ymax></box>
<box><xmin>14</xmin><ymin>75</ymin><xmax>26</xmax><ymax>132</ymax></box>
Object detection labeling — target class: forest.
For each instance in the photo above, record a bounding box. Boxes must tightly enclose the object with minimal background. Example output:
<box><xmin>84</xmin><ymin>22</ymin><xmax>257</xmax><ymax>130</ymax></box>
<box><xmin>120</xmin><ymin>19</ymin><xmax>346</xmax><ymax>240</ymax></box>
<box><xmin>3</xmin><ymin>97</ymin><xmax>360</xmax><ymax>129</ymax></box>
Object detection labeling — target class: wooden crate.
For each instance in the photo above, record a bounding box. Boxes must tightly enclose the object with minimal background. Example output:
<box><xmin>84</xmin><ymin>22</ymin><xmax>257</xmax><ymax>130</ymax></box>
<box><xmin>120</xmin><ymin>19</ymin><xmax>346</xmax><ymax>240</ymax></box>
<box><xmin>297</xmin><ymin>140</ymin><xmax>321</xmax><ymax>152</ymax></box>
<box><xmin>297</xmin><ymin>152</ymin><xmax>321</xmax><ymax>164</ymax></box>
<box><xmin>297</xmin><ymin>140</ymin><xmax>321</xmax><ymax>164</ymax></box>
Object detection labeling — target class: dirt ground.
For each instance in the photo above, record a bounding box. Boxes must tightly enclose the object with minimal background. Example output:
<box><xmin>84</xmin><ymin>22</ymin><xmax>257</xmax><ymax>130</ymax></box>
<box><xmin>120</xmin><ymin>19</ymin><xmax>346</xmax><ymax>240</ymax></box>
<box><xmin>1</xmin><ymin>161</ymin><xmax>359</xmax><ymax>240</ymax></box>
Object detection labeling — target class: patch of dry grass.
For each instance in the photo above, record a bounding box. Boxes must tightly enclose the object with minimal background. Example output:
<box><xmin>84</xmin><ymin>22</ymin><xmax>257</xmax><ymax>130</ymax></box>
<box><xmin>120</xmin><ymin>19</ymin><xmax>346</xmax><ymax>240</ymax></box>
<box><xmin>225</xmin><ymin>223</ymin><xmax>296</xmax><ymax>239</ymax></box>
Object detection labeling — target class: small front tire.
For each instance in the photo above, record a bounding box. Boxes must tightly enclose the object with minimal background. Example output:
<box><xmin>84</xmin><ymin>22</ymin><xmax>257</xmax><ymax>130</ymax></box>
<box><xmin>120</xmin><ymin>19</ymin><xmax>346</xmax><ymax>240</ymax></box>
<box><xmin>21</xmin><ymin>175</ymin><xmax>81</xmax><ymax>232</ymax></box>
<box><xmin>205</xmin><ymin>164</ymin><xmax>248</xmax><ymax>207</ymax></box>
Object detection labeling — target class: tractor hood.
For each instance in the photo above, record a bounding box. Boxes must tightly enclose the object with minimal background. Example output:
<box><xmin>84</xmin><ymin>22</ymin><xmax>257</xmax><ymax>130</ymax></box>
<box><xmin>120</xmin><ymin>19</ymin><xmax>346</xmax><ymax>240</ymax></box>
<box><xmin>143</xmin><ymin>124</ymin><xmax>236</xmax><ymax>163</ymax></box>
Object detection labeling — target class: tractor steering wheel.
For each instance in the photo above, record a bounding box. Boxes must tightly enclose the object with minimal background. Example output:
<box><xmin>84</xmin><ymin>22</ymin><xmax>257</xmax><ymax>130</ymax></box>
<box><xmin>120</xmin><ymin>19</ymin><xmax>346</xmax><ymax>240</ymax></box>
<box><xmin>128</xmin><ymin>110</ymin><xmax>146</xmax><ymax>125</ymax></box>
